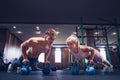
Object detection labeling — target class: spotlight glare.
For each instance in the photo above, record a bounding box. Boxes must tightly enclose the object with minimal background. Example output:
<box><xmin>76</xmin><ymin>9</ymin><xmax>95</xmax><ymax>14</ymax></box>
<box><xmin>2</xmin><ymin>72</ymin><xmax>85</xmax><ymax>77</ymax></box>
<box><xmin>16</xmin><ymin>31</ymin><xmax>22</xmax><ymax>34</ymax></box>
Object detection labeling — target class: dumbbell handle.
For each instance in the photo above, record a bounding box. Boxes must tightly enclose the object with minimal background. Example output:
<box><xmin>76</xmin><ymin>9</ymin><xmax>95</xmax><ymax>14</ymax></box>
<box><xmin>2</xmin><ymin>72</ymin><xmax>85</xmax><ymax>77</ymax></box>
<box><xmin>22</xmin><ymin>59</ymin><xmax>29</xmax><ymax>64</ymax></box>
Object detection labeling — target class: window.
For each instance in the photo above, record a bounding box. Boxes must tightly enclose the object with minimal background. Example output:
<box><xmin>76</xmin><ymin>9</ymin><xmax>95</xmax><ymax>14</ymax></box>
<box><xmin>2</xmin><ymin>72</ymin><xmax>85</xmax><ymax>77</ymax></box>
<box><xmin>99</xmin><ymin>48</ymin><xmax>107</xmax><ymax>60</ymax></box>
<box><xmin>55</xmin><ymin>48</ymin><xmax>61</xmax><ymax>63</ymax></box>
<box><xmin>3</xmin><ymin>46</ymin><xmax>21</xmax><ymax>63</ymax></box>
<box><xmin>38</xmin><ymin>53</ymin><xmax>45</xmax><ymax>63</ymax></box>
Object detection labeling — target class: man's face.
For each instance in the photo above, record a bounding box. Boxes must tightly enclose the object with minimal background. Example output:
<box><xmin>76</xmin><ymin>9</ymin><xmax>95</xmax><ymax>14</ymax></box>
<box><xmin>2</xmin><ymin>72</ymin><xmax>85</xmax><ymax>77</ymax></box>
<box><xmin>45</xmin><ymin>28</ymin><xmax>58</xmax><ymax>40</ymax></box>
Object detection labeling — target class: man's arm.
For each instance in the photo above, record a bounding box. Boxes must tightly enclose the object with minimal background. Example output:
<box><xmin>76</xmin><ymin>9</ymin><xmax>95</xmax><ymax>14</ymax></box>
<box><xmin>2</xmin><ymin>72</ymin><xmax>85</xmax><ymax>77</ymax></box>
<box><xmin>20</xmin><ymin>41</ymin><xmax>29</xmax><ymax>63</ymax></box>
<box><xmin>45</xmin><ymin>48</ymin><xmax>52</xmax><ymax>63</ymax></box>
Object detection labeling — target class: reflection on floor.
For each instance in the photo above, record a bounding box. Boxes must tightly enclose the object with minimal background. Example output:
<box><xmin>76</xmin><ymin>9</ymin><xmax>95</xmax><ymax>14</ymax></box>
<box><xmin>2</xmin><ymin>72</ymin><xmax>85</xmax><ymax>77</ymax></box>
<box><xmin>0</xmin><ymin>69</ymin><xmax>120</xmax><ymax>80</ymax></box>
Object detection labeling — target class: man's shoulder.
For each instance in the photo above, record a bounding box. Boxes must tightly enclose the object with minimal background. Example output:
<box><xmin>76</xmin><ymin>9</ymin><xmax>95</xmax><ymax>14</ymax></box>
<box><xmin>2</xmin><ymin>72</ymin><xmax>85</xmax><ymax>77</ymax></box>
<box><xmin>30</xmin><ymin>37</ymin><xmax>44</xmax><ymax>41</ymax></box>
<box><xmin>25</xmin><ymin>37</ymin><xmax>45</xmax><ymax>43</ymax></box>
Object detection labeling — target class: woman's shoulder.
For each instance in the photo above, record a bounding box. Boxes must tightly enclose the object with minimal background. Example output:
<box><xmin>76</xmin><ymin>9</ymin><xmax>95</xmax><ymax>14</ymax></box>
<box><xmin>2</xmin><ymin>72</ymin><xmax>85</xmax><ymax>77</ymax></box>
<box><xmin>79</xmin><ymin>45</ymin><xmax>93</xmax><ymax>51</ymax></box>
<box><xmin>80</xmin><ymin>45</ymin><xmax>88</xmax><ymax>49</ymax></box>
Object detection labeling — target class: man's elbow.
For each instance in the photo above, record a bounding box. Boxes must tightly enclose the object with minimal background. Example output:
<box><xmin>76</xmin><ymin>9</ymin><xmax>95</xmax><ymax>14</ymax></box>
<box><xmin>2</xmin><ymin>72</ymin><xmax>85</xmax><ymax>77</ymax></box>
<box><xmin>20</xmin><ymin>43</ymin><xmax>27</xmax><ymax>51</ymax></box>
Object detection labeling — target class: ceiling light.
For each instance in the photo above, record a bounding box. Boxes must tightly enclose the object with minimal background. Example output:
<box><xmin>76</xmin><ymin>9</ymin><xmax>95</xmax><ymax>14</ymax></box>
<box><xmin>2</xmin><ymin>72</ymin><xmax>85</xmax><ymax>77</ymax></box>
<box><xmin>16</xmin><ymin>31</ymin><xmax>22</xmax><ymax>34</ymax></box>
<box><xmin>111</xmin><ymin>32</ymin><xmax>116</xmax><ymax>35</ymax></box>
<box><xmin>36</xmin><ymin>26</ymin><xmax>39</xmax><ymax>30</ymax></box>
<box><xmin>94</xmin><ymin>32</ymin><xmax>99</xmax><ymax>35</ymax></box>
<box><xmin>13</xmin><ymin>26</ymin><xmax>16</xmax><ymax>29</ymax></box>
<box><xmin>77</xmin><ymin>26</ymin><xmax>80</xmax><ymax>29</ymax></box>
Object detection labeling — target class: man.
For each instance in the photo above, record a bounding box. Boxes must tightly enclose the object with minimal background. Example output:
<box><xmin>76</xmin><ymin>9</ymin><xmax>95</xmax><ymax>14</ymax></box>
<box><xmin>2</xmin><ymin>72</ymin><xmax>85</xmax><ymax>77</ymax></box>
<box><xmin>8</xmin><ymin>28</ymin><xmax>59</xmax><ymax>72</ymax></box>
<box><xmin>66</xmin><ymin>34</ymin><xmax>113</xmax><ymax>72</ymax></box>
<box><xmin>21</xmin><ymin>28</ymin><xmax>59</xmax><ymax>64</ymax></box>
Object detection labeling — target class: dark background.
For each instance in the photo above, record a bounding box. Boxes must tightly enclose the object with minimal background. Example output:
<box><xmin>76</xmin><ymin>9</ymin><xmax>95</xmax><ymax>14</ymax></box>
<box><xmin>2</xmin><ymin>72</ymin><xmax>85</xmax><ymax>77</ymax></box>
<box><xmin>0</xmin><ymin>0</ymin><xmax>120</xmax><ymax>24</ymax></box>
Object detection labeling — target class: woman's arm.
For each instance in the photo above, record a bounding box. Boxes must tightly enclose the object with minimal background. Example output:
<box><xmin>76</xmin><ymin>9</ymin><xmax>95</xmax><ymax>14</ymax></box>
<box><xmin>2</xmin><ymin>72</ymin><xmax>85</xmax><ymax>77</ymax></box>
<box><xmin>81</xmin><ymin>46</ymin><xmax>95</xmax><ymax>63</ymax></box>
<box><xmin>88</xmin><ymin>47</ymin><xmax>95</xmax><ymax>60</ymax></box>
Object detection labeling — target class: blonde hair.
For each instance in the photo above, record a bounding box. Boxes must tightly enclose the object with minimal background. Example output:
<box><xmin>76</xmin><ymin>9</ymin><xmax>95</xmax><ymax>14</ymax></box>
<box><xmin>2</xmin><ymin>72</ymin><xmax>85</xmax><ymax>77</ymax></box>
<box><xmin>66</xmin><ymin>34</ymin><xmax>80</xmax><ymax>45</ymax></box>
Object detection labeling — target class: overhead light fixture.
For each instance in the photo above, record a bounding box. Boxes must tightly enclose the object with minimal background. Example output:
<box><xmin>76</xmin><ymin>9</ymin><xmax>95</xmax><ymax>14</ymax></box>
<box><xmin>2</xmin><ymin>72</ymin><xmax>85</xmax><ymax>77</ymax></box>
<box><xmin>111</xmin><ymin>32</ymin><xmax>116</xmax><ymax>35</ymax></box>
<box><xmin>13</xmin><ymin>26</ymin><xmax>16</xmax><ymax>29</ymax></box>
<box><xmin>94</xmin><ymin>32</ymin><xmax>99</xmax><ymax>35</ymax></box>
<box><xmin>16</xmin><ymin>31</ymin><xmax>23</xmax><ymax>34</ymax></box>
<box><xmin>36</xmin><ymin>26</ymin><xmax>39</xmax><ymax>30</ymax></box>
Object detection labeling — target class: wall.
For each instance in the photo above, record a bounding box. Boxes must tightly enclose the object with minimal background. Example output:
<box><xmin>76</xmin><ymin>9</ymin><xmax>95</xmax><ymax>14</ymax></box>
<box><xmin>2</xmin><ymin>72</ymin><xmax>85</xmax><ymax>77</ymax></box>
<box><xmin>0</xmin><ymin>28</ymin><xmax>22</xmax><ymax>62</ymax></box>
<box><xmin>0</xmin><ymin>29</ymin><xmax>7</xmax><ymax>56</ymax></box>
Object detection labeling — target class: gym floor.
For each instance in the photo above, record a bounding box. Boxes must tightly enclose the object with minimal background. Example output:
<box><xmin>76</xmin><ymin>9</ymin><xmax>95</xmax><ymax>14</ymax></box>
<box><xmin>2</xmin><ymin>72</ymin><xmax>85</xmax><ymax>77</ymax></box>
<box><xmin>0</xmin><ymin>69</ymin><xmax>120</xmax><ymax>80</ymax></box>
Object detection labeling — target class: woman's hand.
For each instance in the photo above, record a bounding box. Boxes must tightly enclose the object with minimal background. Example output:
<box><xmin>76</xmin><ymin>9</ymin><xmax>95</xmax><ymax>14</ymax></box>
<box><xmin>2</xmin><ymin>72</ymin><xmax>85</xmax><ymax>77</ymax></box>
<box><xmin>88</xmin><ymin>59</ymin><xmax>94</xmax><ymax>65</ymax></box>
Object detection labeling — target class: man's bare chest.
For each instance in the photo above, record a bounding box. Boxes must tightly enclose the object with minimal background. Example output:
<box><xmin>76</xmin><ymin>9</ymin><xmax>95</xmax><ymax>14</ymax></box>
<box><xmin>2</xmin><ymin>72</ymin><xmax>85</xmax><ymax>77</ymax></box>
<box><xmin>30</xmin><ymin>42</ymin><xmax>51</xmax><ymax>53</ymax></box>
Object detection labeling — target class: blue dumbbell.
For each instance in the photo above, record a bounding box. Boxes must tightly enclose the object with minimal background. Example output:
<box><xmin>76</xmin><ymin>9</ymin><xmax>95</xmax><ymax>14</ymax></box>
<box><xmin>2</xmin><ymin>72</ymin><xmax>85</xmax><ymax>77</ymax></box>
<box><xmin>21</xmin><ymin>63</ymin><xmax>30</xmax><ymax>75</ymax></box>
<box><xmin>86</xmin><ymin>65</ymin><xmax>95</xmax><ymax>75</ymax></box>
<box><xmin>71</xmin><ymin>62</ymin><xmax>79</xmax><ymax>75</ymax></box>
<box><xmin>42</xmin><ymin>62</ymin><xmax>51</xmax><ymax>75</ymax></box>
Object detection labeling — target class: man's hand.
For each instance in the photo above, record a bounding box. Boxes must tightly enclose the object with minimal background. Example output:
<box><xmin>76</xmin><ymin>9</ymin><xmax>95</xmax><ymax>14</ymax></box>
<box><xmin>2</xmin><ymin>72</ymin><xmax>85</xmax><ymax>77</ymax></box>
<box><xmin>22</xmin><ymin>59</ymin><xmax>29</xmax><ymax>64</ymax></box>
<box><xmin>45</xmin><ymin>59</ymin><xmax>50</xmax><ymax>64</ymax></box>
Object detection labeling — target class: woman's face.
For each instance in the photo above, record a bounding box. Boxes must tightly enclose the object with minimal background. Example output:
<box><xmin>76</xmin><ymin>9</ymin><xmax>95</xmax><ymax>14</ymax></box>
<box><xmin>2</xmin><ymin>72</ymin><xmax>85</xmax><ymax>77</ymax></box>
<box><xmin>67</xmin><ymin>41</ymin><xmax>77</xmax><ymax>50</ymax></box>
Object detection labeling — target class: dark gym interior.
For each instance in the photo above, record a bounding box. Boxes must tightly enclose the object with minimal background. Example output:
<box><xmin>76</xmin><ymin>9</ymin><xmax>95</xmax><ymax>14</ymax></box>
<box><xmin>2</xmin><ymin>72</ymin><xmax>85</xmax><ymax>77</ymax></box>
<box><xmin>0</xmin><ymin>0</ymin><xmax>120</xmax><ymax>80</ymax></box>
